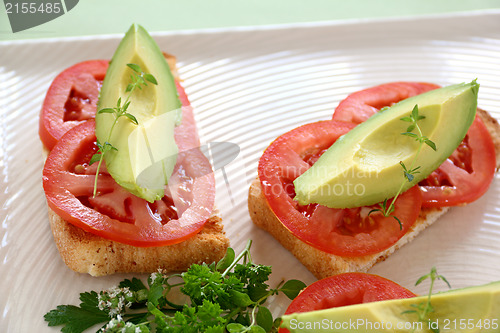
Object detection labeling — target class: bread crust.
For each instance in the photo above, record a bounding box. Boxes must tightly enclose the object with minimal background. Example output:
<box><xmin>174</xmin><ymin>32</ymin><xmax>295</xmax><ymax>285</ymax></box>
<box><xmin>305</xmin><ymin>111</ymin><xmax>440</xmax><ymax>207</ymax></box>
<box><xmin>478</xmin><ymin>108</ymin><xmax>500</xmax><ymax>161</ymax></box>
<box><xmin>48</xmin><ymin>208</ymin><xmax>229</xmax><ymax>276</ymax></box>
<box><xmin>249</xmin><ymin>108</ymin><xmax>500</xmax><ymax>280</ymax></box>
<box><xmin>249</xmin><ymin>178</ymin><xmax>449</xmax><ymax>279</ymax></box>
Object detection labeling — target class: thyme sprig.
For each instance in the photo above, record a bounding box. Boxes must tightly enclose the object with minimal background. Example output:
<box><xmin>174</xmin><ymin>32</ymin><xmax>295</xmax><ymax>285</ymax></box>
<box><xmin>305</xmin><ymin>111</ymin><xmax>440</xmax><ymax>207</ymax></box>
<box><xmin>403</xmin><ymin>267</ymin><xmax>451</xmax><ymax>333</ymax></box>
<box><xmin>90</xmin><ymin>63</ymin><xmax>158</xmax><ymax>197</ymax></box>
<box><xmin>369</xmin><ymin>105</ymin><xmax>436</xmax><ymax>229</ymax></box>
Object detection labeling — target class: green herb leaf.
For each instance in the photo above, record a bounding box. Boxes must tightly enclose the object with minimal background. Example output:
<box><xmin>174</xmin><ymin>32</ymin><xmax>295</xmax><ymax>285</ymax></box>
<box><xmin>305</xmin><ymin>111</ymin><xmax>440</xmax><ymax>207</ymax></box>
<box><xmin>381</xmin><ymin>198</ymin><xmax>389</xmax><ymax>212</ymax></box>
<box><xmin>404</xmin><ymin>171</ymin><xmax>414</xmax><ymax>182</ymax></box>
<box><xmin>368</xmin><ymin>208</ymin><xmax>382</xmax><ymax>216</ymax></box>
<box><xmin>392</xmin><ymin>215</ymin><xmax>403</xmax><ymax>230</ymax></box>
<box><xmin>406</xmin><ymin>124</ymin><xmax>416</xmax><ymax>132</ymax></box>
<box><xmin>148</xmin><ymin>283</ymin><xmax>165</xmax><ymax>307</ymax></box>
<box><xmin>104</xmin><ymin>141</ymin><xmax>118</xmax><ymax>152</ymax></box>
<box><xmin>119</xmin><ymin>277</ymin><xmax>147</xmax><ymax>292</ymax></box>
<box><xmin>256</xmin><ymin>306</ymin><xmax>274</xmax><ymax>332</ymax></box>
<box><xmin>227</xmin><ymin>323</ymin><xmax>247</xmax><ymax>333</ymax></box>
<box><xmin>411</xmin><ymin>104</ymin><xmax>419</xmax><ymax>120</ymax></box>
<box><xmin>127</xmin><ymin>63</ymin><xmax>142</xmax><ymax>73</ymax></box>
<box><xmin>248</xmin><ymin>286</ymin><xmax>269</xmax><ymax>303</ymax></box>
<box><xmin>425</xmin><ymin>139</ymin><xmax>437</xmax><ymax>151</ymax></box>
<box><xmin>122</xmin><ymin>100</ymin><xmax>131</xmax><ymax>112</ymax></box>
<box><xmin>97</xmin><ymin>108</ymin><xmax>115</xmax><ymax>114</ymax></box>
<box><xmin>439</xmin><ymin>275</ymin><xmax>452</xmax><ymax>289</ymax></box>
<box><xmin>415</xmin><ymin>273</ymin><xmax>430</xmax><ymax>286</ymax></box>
<box><xmin>250</xmin><ymin>325</ymin><xmax>267</xmax><ymax>333</ymax></box>
<box><xmin>89</xmin><ymin>153</ymin><xmax>102</xmax><ymax>166</ymax></box>
<box><xmin>280</xmin><ymin>279</ymin><xmax>306</xmax><ymax>300</ymax></box>
<box><xmin>124</xmin><ymin>113</ymin><xmax>139</xmax><ymax>125</ymax></box>
<box><xmin>216</xmin><ymin>247</ymin><xmax>235</xmax><ymax>272</ymax></box>
<box><xmin>401</xmin><ymin>132</ymin><xmax>419</xmax><ymax>139</ymax></box>
<box><xmin>125</xmin><ymin>83</ymin><xmax>134</xmax><ymax>93</ymax></box>
<box><xmin>44</xmin><ymin>291</ymin><xmax>109</xmax><ymax>333</ymax></box>
<box><xmin>410</xmin><ymin>166</ymin><xmax>421</xmax><ymax>173</ymax></box>
<box><xmin>229</xmin><ymin>290</ymin><xmax>253</xmax><ymax>307</ymax></box>
<box><xmin>144</xmin><ymin>73</ymin><xmax>158</xmax><ymax>85</ymax></box>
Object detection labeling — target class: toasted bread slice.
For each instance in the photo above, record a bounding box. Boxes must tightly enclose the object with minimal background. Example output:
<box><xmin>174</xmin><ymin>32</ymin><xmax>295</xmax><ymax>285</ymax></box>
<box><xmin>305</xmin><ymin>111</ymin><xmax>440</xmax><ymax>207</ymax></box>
<box><xmin>248</xmin><ymin>109</ymin><xmax>500</xmax><ymax>280</ymax></box>
<box><xmin>44</xmin><ymin>53</ymin><xmax>229</xmax><ymax>276</ymax></box>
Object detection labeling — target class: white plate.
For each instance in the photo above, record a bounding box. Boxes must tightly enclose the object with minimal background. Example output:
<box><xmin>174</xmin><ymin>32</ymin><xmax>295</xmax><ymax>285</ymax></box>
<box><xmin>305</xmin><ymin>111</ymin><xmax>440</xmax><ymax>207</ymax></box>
<box><xmin>2</xmin><ymin>11</ymin><xmax>500</xmax><ymax>332</ymax></box>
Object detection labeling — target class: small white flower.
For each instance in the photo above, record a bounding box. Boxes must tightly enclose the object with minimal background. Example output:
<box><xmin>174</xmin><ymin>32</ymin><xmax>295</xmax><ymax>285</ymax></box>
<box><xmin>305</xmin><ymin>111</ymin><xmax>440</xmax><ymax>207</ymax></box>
<box><xmin>149</xmin><ymin>272</ymin><xmax>160</xmax><ymax>282</ymax></box>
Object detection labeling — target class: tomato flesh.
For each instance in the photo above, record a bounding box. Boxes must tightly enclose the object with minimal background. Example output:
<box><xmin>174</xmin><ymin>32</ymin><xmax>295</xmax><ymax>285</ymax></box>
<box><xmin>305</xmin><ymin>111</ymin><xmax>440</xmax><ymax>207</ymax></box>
<box><xmin>39</xmin><ymin>60</ymin><xmax>108</xmax><ymax>150</ymax></box>
<box><xmin>258</xmin><ymin>120</ymin><xmax>422</xmax><ymax>257</ymax></box>
<box><xmin>43</xmin><ymin>113</ymin><xmax>215</xmax><ymax>247</ymax></box>
<box><xmin>40</xmin><ymin>58</ymin><xmax>208</xmax><ymax>246</ymax></box>
<box><xmin>420</xmin><ymin>115</ymin><xmax>496</xmax><ymax>207</ymax></box>
<box><xmin>332</xmin><ymin>82</ymin><xmax>440</xmax><ymax>124</ymax></box>
<box><xmin>279</xmin><ymin>273</ymin><xmax>416</xmax><ymax>333</ymax></box>
<box><xmin>39</xmin><ymin>60</ymin><xmax>190</xmax><ymax>150</ymax></box>
<box><xmin>333</xmin><ymin>82</ymin><xmax>496</xmax><ymax>207</ymax></box>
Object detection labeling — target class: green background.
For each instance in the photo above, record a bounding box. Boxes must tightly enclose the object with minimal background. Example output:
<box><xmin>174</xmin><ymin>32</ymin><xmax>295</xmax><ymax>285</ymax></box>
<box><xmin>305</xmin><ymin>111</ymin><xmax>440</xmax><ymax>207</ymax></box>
<box><xmin>1</xmin><ymin>0</ymin><xmax>500</xmax><ymax>41</ymax></box>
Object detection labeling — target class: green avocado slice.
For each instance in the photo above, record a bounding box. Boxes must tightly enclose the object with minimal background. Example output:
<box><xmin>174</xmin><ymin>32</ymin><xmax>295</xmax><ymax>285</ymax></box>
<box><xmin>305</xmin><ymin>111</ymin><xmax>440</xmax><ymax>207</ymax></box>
<box><xmin>293</xmin><ymin>81</ymin><xmax>479</xmax><ymax>208</ymax></box>
<box><xmin>96</xmin><ymin>24</ymin><xmax>182</xmax><ymax>203</ymax></box>
<box><xmin>281</xmin><ymin>280</ymin><xmax>500</xmax><ymax>333</ymax></box>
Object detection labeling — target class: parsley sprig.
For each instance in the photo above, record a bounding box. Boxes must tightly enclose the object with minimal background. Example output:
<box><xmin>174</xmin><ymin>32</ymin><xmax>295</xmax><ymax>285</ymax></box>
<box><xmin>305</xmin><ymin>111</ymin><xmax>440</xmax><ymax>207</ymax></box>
<box><xmin>90</xmin><ymin>63</ymin><xmax>158</xmax><ymax>197</ymax></box>
<box><xmin>369</xmin><ymin>105</ymin><xmax>437</xmax><ymax>228</ymax></box>
<box><xmin>44</xmin><ymin>240</ymin><xmax>306</xmax><ymax>333</ymax></box>
<box><xmin>403</xmin><ymin>267</ymin><xmax>451</xmax><ymax>333</ymax></box>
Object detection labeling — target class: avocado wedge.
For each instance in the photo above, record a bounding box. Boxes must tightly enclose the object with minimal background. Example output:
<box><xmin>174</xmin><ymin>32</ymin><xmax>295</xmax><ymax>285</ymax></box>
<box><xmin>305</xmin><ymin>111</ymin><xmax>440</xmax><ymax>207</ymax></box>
<box><xmin>96</xmin><ymin>24</ymin><xmax>182</xmax><ymax>203</ymax></box>
<box><xmin>293</xmin><ymin>81</ymin><xmax>479</xmax><ymax>208</ymax></box>
<box><xmin>281</xmin><ymin>280</ymin><xmax>500</xmax><ymax>333</ymax></box>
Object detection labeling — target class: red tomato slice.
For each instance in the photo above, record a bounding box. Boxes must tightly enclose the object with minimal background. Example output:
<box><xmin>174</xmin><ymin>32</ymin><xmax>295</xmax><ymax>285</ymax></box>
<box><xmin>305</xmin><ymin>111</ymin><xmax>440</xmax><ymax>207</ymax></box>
<box><xmin>43</xmin><ymin>108</ymin><xmax>215</xmax><ymax>247</ymax></box>
<box><xmin>332</xmin><ymin>82</ymin><xmax>496</xmax><ymax>207</ymax></box>
<box><xmin>175</xmin><ymin>80</ymin><xmax>190</xmax><ymax>107</ymax></box>
<box><xmin>279</xmin><ymin>273</ymin><xmax>416</xmax><ymax>333</ymax></box>
<box><xmin>39</xmin><ymin>60</ymin><xmax>109</xmax><ymax>150</ymax></box>
<box><xmin>332</xmin><ymin>82</ymin><xmax>440</xmax><ymax>124</ymax></box>
<box><xmin>39</xmin><ymin>60</ymin><xmax>190</xmax><ymax>150</ymax></box>
<box><xmin>258</xmin><ymin>120</ymin><xmax>422</xmax><ymax>257</ymax></box>
<box><xmin>420</xmin><ymin>115</ymin><xmax>496</xmax><ymax>207</ymax></box>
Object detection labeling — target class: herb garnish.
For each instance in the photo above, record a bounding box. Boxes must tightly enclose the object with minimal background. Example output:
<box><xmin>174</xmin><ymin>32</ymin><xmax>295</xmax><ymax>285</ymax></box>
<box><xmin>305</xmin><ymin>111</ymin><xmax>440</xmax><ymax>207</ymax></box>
<box><xmin>369</xmin><ymin>105</ymin><xmax>436</xmax><ymax>228</ymax></box>
<box><xmin>90</xmin><ymin>63</ymin><xmax>158</xmax><ymax>197</ymax></box>
<box><xmin>44</xmin><ymin>240</ymin><xmax>306</xmax><ymax>333</ymax></box>
<box><xmin>403</xmin><ymin>267</ymin><xmax>451</xmax><ymax>333</ymax></box>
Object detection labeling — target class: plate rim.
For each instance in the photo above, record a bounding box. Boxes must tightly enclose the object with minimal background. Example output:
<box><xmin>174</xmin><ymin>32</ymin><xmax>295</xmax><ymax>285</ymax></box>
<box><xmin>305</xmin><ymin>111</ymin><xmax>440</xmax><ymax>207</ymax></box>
<box><xmin>1</xmin><ymin>8</ymin><xmax>500</xmax><ymax>46</ymax></box>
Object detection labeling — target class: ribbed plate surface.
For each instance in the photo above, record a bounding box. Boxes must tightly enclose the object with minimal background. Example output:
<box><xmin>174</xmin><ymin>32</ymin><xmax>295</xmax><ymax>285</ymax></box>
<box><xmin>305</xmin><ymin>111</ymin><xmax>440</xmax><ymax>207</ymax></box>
<box><xmin>1</xmin><ymin>11</ymin><xmax>500</xmax><ymax>332</ymax></box>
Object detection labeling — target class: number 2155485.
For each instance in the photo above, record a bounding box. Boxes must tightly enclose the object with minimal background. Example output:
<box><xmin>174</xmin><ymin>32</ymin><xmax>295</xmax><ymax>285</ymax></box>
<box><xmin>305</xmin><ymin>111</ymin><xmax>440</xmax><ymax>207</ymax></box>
<box><xmin>5</xmin><ymin>2</ymin><xmax>62</xmax><ymax>14</ymax></box>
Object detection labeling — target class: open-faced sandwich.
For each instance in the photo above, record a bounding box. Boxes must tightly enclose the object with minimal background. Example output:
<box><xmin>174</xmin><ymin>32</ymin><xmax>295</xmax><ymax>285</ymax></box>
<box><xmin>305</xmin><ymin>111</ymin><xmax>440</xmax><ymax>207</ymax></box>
<box><xmin>40</xmin><ymin>24</ymin><xmax>229</xmax><ymax>276</ymax></box>
<box><xmin>249</xmin><ymin>81</ymin><xmax>500</xmax><ymax>279</ymax></box>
